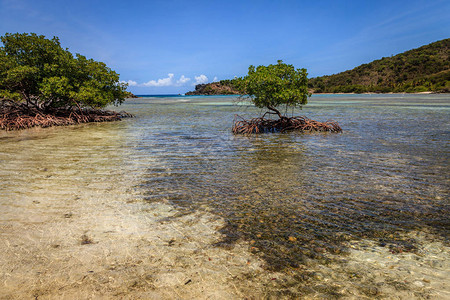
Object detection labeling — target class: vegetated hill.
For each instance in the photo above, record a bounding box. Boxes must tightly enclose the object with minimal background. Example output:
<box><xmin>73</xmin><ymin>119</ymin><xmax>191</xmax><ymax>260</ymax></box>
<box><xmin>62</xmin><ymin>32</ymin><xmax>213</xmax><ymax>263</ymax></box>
<box><xmin>186</xmin><ymin>39</ymin><xmax>449</xmax><ymax>95</ymax></box>
<box><xmin>309</xmin><ymin>38</ymin><xmax>450</xmax><ymax>93</ymax></box>
<box><xmin>185</xmin><ymin>80</ymin><xmax>241</xmax><ymax>95</ymax></box>
<box><xmin>124</xmin><ymin>91</ymin><xmax>139</xmax><ymax>98</ymax></box>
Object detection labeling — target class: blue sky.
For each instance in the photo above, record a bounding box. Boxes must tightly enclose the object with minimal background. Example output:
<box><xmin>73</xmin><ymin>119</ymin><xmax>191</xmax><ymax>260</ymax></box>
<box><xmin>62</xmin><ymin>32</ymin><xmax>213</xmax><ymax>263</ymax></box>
<box><xmin>1</xmin><ymin>0</ymin><xmax>449</xmax><ymax>94</ymax></box>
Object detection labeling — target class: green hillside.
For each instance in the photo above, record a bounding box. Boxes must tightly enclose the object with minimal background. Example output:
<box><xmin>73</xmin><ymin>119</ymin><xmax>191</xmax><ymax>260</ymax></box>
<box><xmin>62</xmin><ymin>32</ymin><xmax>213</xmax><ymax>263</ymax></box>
<box><xmin>186</xmin><ymin>39</ymin><xmax>449</xmax><ymax>95</ymax></box>
<box><xmin>308</xmin><ymin>38</ymin><xmax>450</xmax><ymax>93</ymax></box>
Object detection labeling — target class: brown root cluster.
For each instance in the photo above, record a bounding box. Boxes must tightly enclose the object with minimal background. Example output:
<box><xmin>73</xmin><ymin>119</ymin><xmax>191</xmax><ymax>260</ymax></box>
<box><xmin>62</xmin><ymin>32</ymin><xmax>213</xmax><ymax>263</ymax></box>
<box><xmin>232</xmin><ymin>115</ymin><xmax>342</xmax><ymax>134</ymax></box>
<box><xmin>1</xmin><ymin>101</ymin><xmax>132</xmax><ymax>131</ymax></box>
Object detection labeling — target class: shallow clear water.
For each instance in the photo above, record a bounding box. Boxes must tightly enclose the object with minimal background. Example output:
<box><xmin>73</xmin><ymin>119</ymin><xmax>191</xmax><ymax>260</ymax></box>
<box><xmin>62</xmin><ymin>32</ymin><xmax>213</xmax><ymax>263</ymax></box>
<box><xmin>1</xmin><ymin>94</ymin><xmax>449</xmax><ymax>298</ymax></box>
<box><xmin>135</xmin><ymin>95</ymin><xmax>449</xmax><ymax>267</ymax></box>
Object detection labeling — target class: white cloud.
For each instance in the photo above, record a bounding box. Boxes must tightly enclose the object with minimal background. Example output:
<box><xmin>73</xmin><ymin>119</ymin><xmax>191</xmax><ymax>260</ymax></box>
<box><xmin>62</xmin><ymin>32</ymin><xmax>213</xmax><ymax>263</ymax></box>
<box><xmin>213</xmin><ymin>76</ymin><xmax>218</xmax><ymax>82</ymax></box>
<box><xmin>194</xmin><ymin>74</ymin><xmax>208</xmax><ymax>85</ymax></box>
<box><xmin>122</xmin><ymin>74</ymin><xmax>193</xmax><ymax>87</ymax></box>
<box><xmin>121</xmin><ymin>80</ymin><xmax>138</xmax><ymax>86</ymax></box>
<box><xmin>176</xmin><ymin>75</ymin><xmax>190</xmax><ymax>85</ymax></box>
<box><xmin>143</xmin><ymin>73</ymin><xmax>175</xmax><ymax>87</ymax></box>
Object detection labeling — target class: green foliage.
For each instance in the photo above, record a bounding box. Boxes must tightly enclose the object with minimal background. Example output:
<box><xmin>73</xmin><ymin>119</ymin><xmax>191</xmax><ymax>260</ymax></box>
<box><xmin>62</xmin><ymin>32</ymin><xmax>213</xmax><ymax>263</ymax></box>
<box><xmin>238</xmin><ymin>60</ymin><xmax>310</xmax><ymax>115</ymax></box>
<box><xmin>309</xmin><ymin>38</ymin><xmax>450</xmax><ymax>93</ymax></box>
<box><xmin>0</xmin><ymin>33</ymin><xmax>128</xmax><ymax>111</ymax></box>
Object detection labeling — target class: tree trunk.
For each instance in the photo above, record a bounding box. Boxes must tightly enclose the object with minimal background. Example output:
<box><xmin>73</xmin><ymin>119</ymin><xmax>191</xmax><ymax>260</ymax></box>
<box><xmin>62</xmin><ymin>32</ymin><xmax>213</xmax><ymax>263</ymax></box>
<box><xmin>267</xmin><ymin>106</ymin><xmax>283</xmax><ymax>119</ymax></box>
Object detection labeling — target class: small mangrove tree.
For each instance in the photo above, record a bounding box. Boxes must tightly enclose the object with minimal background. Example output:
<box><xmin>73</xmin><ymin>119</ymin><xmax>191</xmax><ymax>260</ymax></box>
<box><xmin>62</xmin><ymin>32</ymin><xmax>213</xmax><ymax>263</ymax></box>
<box><xmin>232</xmin><ymin>60</ymin><xmax>341</xmax><ymax>134</ymax></box>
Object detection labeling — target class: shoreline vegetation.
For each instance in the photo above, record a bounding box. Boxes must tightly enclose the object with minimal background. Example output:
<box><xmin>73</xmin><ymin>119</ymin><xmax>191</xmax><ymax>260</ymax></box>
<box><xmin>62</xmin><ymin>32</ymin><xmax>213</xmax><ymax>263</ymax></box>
<box><xmin>183</xmin><ymin>90</ymin><xmax>448</xmax><ymax>96</ymax></box>
<box><xmin>184</xmin><ymin>82</ymin><xmax>449</xmax><ymax>96</ymax></box>
<box><xmin>0</xmin><ymin>33</ymin><xmax>130</xmax><ymax>131</ymax></box>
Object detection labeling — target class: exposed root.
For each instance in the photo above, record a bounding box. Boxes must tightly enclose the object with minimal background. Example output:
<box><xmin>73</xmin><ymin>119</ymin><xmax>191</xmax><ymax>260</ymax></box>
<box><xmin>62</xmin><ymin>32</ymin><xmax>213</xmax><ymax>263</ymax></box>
<box><xmin>232</xmin><ymin>115</ymin><xmax>342</xmax><ymax>134</ymax></box>
<box><xmin>0</xmin><ymin>101</ymin><xmax>133</xmax><ymax>131</ymax></box>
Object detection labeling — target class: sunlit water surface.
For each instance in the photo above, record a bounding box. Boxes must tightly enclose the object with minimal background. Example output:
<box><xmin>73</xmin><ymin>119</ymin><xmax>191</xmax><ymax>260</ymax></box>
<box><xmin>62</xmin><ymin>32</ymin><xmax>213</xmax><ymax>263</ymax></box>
<box><xmin>1</xmin><ymin>94</ymin><xmax>449</xmax><ymax>298</ymax></box>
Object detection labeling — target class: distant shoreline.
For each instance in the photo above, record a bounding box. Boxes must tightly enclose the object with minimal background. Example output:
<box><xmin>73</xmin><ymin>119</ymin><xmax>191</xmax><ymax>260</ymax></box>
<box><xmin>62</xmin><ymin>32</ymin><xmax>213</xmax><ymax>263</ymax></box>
<box><xmin>310</xmin><ymin>91</ymin><xmax>447</xmax><ymax>95</ymax></box>
<box><xmin>135</xmin><ymin>91</ymin><xmax>448</xmax><ymax>97</ymax></box>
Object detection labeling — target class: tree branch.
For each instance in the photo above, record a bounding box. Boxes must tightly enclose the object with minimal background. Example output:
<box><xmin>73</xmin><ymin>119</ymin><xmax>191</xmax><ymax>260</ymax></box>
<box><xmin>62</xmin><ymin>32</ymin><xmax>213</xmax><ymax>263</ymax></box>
<box><xmin>267</xmin><ymin>105</ymin><xmax>283</xmax><ymax>119</ymax></box>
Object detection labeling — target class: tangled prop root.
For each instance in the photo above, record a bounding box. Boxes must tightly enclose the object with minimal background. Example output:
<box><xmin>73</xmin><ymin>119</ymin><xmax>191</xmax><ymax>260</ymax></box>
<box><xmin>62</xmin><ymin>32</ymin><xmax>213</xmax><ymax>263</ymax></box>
<box><xmin>232</xmin><ymin>115</ymin><xmax>342</xmax><ymax>134</ymax></box>
<box><xmin>0</xmin><ymin>104</ymin><xmax>132</xmax><ymax>131</ymax></box>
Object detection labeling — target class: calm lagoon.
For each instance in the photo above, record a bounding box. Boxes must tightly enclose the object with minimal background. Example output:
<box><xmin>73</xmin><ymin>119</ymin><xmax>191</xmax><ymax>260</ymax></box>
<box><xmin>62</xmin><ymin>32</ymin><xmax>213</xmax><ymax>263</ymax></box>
<box><xmin>0</xmin><ymin>94</ymin><xmax>449</xmax><ymax>298</ymax></box>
